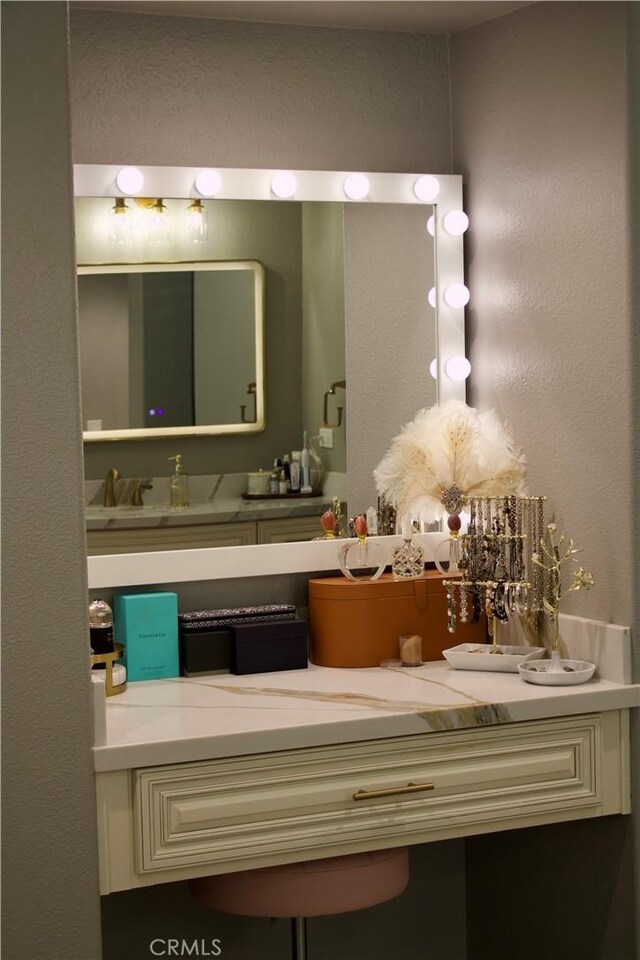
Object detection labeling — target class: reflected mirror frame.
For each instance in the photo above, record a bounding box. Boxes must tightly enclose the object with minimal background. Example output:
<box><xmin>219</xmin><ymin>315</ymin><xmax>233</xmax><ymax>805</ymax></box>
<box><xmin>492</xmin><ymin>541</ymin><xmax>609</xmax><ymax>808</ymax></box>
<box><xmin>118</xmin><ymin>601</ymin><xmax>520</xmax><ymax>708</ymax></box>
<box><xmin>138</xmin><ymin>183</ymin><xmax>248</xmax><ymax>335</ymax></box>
<box><xmin>78</xmin><ymin>259</ymin><xmax>265</xmax><ymax>441</ymax></box>
<box><xmin>76</xmin><ymin>165</ymin><xmax>467</xmax><ymax>587</ymax></box>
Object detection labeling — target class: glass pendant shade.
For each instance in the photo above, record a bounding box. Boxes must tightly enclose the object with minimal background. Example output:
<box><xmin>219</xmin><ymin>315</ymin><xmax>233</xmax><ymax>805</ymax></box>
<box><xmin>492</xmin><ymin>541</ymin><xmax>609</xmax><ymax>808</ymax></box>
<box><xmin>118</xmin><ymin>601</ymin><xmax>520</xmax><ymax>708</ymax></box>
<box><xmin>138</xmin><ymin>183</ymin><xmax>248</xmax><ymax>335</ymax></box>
<box><xmin>186</xmin><ymin>199</ymin><xmax>207</xmax><ymax>243</ymax></box>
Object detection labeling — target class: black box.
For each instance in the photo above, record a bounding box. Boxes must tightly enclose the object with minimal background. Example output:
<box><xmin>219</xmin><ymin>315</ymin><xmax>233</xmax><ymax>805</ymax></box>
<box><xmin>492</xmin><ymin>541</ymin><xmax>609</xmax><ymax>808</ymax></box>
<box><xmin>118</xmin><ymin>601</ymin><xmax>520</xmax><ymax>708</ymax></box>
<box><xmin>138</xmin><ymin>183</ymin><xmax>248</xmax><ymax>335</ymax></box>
<box><xmin>178</xmin><ymin>605</ymin><xmax>297</xmax><ymax>677</ymax></box>
<box><xmin>179</xmin><ymin>628</ymin><xmax>232</xmax><ymax>676</ymax></box>
<box><xmin>231</xmin><ymin>619</ymin><xmax>308</xmax><ymax>675</ymax></box>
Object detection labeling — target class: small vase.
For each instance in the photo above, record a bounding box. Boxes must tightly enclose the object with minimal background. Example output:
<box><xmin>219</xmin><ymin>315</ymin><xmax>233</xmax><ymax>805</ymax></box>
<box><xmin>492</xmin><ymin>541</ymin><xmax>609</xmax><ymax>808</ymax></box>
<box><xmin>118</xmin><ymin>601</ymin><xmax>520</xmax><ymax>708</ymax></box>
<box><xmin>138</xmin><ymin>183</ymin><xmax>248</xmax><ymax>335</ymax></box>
<box><xmin>339</xmin><ymin>515</ymin><xmax>385</xmax><ymax>581</ymax></box>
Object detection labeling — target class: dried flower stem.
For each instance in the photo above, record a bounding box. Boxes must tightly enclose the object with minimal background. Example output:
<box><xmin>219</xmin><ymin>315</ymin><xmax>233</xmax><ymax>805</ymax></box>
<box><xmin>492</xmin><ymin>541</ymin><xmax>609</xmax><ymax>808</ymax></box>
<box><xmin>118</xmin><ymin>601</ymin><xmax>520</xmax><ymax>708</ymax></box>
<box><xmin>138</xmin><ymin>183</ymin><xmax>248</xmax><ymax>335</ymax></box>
<box><xmin>532</xmin><ymin>523</ymin><xmax>594</xmax><ymax>652</ymax></box>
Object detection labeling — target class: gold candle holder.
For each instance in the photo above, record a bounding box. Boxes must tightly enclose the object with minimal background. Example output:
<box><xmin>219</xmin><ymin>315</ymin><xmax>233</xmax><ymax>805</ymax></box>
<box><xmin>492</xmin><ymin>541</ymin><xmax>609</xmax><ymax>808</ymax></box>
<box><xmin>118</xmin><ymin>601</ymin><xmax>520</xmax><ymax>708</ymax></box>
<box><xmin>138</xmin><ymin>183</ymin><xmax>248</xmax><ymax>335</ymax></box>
<box><xmin>90</xmin><ymin>642</ymin><xmax>127</xmax><ymax>697</ymax></box>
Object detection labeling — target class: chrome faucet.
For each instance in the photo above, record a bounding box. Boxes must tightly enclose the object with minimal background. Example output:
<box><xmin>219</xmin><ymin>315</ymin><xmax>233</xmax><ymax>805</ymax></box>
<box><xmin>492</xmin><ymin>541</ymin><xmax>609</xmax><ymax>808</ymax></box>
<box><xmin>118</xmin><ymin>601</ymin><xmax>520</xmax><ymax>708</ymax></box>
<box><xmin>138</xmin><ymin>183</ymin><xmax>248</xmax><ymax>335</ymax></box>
<box><xmin>103</xmin><ymin>467</ymin><xmax>120</xmax><ymax>507</ymax></box>
<box><xmin>130</xmin><ymin>479</ymin><xmax>153</xmax><ymax>507</ymax></box>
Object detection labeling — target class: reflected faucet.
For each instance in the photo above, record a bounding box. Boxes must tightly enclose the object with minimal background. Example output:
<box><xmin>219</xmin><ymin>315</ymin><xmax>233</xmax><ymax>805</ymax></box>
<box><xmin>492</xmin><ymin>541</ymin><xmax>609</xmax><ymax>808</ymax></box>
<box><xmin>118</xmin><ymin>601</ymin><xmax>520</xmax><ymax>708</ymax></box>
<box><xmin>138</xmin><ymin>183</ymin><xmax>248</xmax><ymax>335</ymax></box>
<box><xmin>131</xmin><ymin>479</ymin><xmax>153</xmax><ymax>507</ymax></box>
<box><xmin>103</xmin><ymin>467</ymin><xmax>120</xmax><ymax>507</ymax></box>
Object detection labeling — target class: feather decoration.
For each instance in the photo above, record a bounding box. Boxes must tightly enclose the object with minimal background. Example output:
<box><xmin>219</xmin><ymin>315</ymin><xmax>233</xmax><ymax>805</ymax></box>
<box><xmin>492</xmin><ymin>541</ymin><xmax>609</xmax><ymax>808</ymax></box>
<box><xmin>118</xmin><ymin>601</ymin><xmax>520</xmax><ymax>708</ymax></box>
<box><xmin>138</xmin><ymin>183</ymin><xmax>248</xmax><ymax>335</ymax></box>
<box><xmin>373</xmin><ymin>400</ymin><xmax>527</xmax><ymax>522</ymax></box>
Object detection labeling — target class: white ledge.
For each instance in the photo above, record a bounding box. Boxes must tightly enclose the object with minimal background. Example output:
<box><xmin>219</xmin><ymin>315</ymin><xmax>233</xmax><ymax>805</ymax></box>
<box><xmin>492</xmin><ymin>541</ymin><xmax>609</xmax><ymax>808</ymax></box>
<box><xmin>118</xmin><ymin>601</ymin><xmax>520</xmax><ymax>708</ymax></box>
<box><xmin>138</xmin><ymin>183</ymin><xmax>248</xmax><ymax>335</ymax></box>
<box><xmin>87</xmin><ymin>533</ymin><xmax>442</xmax><ymax>588</ymax></box>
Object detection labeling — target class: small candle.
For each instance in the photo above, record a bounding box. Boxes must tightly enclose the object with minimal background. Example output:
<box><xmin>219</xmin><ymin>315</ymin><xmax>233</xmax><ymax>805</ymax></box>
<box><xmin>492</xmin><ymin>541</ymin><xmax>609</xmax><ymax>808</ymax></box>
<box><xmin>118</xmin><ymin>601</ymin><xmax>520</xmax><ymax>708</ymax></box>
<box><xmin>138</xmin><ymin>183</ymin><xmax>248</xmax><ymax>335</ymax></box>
<box><xmin>399</xmin><ymin>634</ymin><xmax>422</xmax><ymax>667</ymax></box>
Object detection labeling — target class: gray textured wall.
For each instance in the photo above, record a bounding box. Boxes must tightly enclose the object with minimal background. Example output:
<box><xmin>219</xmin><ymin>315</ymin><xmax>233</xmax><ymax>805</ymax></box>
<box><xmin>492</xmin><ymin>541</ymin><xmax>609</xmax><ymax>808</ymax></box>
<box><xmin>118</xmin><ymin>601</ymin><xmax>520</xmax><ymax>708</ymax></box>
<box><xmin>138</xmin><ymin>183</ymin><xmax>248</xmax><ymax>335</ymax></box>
<box><xmin>627</xmin><ymin>4</ymin><xmax>640</xmax><ymax>952</ymax></box>
<box><xmin>1</xmin><ymin>3</ymin><xmax>103</xmax><ymax>958</ymax></box>
<box><xmin>69</xmin><ymin>10</ymin><xmax>451</xmax><ymax>172</ymax></box>
<box><xmin>451</xmin><ymin>4</ymin><xmax>637</xmax><ymax>958</ymax></box>
<box><xmin>452</xmin><ymin>0</ymin><xmax>631</xmax><ymax>626</ymax></box>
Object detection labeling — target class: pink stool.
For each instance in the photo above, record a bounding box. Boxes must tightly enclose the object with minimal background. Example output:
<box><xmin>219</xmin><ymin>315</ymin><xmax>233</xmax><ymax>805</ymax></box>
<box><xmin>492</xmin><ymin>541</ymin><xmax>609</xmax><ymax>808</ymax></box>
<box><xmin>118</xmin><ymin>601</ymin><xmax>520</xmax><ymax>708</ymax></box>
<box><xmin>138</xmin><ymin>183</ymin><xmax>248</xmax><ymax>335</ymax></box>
<box><xmin>190</xmin><ymin>848</ymin><xmax>409</xmax><ymax>959</ymax></box>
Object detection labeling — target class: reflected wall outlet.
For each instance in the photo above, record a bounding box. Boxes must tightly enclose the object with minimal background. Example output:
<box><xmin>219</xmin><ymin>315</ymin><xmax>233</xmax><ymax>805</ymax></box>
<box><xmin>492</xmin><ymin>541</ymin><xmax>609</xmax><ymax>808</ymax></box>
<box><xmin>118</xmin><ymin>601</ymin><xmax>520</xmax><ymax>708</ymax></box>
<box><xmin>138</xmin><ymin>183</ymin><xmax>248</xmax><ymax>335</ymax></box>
<box><xmin>319</xmin><ymin>428</ymin><xmax>334</xmax><ymax>449</ymax></box>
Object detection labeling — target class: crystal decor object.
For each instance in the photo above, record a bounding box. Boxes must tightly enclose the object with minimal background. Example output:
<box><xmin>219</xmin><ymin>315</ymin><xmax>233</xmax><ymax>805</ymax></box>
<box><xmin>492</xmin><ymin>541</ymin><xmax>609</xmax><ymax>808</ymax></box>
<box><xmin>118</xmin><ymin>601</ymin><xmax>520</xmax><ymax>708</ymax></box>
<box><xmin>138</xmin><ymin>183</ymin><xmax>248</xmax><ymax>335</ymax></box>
<box><xmin>339</xmin><ymin>515</ymin><xmax>385</xmax><ymax>581</ymax></box>
<box><xmin>392</xmin><ymin>515</ymin><xmax>425</xmax><ymax>579</ymax></box>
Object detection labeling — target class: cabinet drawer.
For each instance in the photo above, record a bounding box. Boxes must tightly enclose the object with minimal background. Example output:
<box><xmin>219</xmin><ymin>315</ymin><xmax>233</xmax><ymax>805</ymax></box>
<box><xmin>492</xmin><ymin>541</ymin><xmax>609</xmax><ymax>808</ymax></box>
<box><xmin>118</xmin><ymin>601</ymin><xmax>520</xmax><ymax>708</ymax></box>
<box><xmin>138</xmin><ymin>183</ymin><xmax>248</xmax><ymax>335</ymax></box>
<box><xmin>87</xmin><ymin>521</ymin><xmax>256</xmax><ymax>554</ymax></box>
<box><xmin>257</xmin><ymin>515</ymin><xmax>322</xmax><ymax>544</ymax></box>
<box><xmin>134</xmin><ymin>715</ymin><xmax>603</xmax><ymax>875</ymax></box>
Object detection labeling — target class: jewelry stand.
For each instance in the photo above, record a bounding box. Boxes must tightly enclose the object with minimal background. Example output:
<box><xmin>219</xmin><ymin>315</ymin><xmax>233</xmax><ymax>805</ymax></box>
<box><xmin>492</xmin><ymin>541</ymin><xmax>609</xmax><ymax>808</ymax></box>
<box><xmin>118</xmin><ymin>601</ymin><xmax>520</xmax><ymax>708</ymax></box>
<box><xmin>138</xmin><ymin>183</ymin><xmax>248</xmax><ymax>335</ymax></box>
<box><xmin>443</xmin><ymin>496</ymin><xmax>547</xmax><ymax>668</ymax></box>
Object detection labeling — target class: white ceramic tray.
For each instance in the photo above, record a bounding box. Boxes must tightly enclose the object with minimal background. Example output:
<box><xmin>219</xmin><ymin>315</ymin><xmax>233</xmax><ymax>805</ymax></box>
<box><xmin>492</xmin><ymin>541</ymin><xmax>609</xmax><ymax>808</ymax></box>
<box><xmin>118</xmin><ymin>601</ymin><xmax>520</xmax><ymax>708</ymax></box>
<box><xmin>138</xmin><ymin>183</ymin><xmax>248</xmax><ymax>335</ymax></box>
<box><xmin>518</xmin><ymin>658</ymin><xmax>596</xmax><ymax>686</ymax></box>
<box><xmin>443</xmin><ymin>643</ymin><xmax>546</xmax><ymax>673</ymax></box>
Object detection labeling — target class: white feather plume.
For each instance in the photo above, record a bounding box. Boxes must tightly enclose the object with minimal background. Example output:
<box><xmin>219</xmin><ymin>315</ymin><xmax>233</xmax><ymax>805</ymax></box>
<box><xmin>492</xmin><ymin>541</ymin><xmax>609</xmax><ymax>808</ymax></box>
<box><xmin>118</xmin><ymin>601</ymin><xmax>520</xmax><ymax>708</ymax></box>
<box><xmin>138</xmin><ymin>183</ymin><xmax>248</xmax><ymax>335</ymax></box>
<box><xmin>373</xmin><ymin>400</ymin><xmax>527</xmax><ymax>521</ymax></box>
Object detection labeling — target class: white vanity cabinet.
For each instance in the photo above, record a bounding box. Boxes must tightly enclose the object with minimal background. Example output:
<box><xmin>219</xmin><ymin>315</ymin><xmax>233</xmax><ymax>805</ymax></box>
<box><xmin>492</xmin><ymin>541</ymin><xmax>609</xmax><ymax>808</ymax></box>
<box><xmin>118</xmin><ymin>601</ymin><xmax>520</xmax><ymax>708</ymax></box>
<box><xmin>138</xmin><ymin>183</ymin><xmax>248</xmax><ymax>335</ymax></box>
<box><xmin>96</xmin><ymin>710</ymin><xmax>630</xmax><ymax>895</ymax></box>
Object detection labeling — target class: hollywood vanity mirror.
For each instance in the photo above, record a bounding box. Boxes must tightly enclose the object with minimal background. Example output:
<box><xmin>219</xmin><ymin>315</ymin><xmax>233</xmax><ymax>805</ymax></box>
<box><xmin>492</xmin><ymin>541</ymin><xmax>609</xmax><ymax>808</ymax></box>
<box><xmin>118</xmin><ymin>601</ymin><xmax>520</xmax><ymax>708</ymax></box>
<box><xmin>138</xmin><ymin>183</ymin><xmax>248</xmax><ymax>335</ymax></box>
<box><xmin>74</xmin><ymin>165</ymin><xmax>468</xmax><ymax>588</ymax></box>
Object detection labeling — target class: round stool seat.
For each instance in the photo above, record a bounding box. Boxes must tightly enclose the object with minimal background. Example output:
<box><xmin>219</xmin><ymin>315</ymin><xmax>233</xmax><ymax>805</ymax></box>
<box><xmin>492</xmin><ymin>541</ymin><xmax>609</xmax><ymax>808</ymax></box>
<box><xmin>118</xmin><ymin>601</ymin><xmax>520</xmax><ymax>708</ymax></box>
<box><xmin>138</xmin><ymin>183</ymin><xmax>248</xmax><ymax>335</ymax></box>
<box><xmin>189</xmin><ymin>848</ymin><xmax>409</xmax><ymax>919</ymax></box>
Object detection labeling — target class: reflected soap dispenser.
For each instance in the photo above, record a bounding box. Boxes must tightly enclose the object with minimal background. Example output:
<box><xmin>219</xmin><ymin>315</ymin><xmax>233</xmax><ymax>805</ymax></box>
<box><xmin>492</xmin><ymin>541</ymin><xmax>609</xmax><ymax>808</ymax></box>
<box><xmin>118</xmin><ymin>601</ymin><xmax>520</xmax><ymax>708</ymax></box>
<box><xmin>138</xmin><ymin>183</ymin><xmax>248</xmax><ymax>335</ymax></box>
<box><xmin>169</xmin><ymin>454</ymin><xmax>189</xmax><ymax>508</ymax></box>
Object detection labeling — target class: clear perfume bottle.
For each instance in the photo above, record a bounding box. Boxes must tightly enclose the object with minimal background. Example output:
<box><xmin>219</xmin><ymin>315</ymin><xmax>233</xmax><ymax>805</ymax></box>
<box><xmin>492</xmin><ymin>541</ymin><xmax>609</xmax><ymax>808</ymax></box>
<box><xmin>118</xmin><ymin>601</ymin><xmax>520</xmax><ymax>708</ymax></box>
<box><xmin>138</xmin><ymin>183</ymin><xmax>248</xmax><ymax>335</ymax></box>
<box><xmin>392</xmin><ymin>515</ymin><xmax>424</xmax><ymax>579</ymax></box>
<box><xmin>339</xmin><ymin>515</ymin><xmax>385</xmax><ymax>581</ymax></box>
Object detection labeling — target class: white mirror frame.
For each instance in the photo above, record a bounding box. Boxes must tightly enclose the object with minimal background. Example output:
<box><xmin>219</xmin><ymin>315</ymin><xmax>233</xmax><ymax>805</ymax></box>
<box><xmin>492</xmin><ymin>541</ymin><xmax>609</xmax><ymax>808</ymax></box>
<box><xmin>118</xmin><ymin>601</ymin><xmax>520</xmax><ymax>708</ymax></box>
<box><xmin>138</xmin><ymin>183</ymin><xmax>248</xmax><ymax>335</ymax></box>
<box><xmin>76</xmin><ymin>165</ymin><xmax>467</xmax><ymax>588</ymax></box>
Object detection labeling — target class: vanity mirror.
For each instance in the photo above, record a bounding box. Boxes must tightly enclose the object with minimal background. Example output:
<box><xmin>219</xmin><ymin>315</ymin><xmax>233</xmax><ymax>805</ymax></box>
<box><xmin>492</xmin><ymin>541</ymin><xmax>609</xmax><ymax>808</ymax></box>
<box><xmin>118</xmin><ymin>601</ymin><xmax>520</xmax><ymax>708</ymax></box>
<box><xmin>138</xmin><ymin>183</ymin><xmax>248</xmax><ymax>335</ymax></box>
<box><xmin>77</xmin><ymin>258</ymin><xmax>265</xmax><ymax>438</ymax></box>
<box><xmin>75</xmin><ymin>165</ymin><xmax>468</xmax><ymax>585</ymax></box>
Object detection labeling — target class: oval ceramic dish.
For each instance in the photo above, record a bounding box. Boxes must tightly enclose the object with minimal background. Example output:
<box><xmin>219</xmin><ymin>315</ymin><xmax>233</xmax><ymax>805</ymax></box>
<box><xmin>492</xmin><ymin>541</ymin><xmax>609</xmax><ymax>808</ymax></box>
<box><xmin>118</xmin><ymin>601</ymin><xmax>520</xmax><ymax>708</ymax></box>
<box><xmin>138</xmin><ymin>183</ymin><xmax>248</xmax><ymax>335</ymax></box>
<box><xmin>518</xmin><ymin>658</ymin><xmax>596</xmax><ymax>686</ymax></box>
<box><xmin>443</xmin><ymin>643</ymin><xmax>545</xmax><ymax>673</ymax></box>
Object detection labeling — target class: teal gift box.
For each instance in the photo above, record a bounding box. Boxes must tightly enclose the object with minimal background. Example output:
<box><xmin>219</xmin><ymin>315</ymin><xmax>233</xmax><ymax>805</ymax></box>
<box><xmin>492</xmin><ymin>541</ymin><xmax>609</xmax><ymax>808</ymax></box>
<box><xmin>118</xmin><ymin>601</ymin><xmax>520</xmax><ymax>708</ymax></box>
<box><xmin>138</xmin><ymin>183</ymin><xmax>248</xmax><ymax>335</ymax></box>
<box><xmin>114</xmin><ymin>592</ymin><xmax>179</xmax><ymax>682</ymax></box>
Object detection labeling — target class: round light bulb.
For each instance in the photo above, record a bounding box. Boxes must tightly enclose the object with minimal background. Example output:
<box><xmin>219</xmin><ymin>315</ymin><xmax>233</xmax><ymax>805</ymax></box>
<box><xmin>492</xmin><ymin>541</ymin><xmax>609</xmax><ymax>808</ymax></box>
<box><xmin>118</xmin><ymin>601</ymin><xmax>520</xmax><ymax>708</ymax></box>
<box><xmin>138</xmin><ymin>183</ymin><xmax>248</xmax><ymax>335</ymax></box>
<box><xmin>428</xmin><ymin>287</ymin><xmax>437</xmax><ymax>308</ymax></box>
<box><xmin>271</xmin><ymin>171</ymin><xmax>297</xmax><ymax>199</ymax></box>
<box><xmin>343</xmin><ymin>173</ymin><xmax>370</xmax><ymax>200</ymax></box>
<box><xmin>443</xmin><ymin>210</ymin><xmax>469</xmax><ymax>236</ymax></box>
<box><xmin>426</xmin><ymin>215</ymin><xmax>435</xmax><ymax>237</ymax></box>
<box><xmin>429</xmin><ymin>358</ymin><xmax>438</xmax><ymax>380</ymax></box>
<box><xmin>443</xmin><ymin>283</ymin><xmax>470</xmax><ymax>308</ymax></box>
<box><xmin>413</xmin><ymin>175</ymin><xmax>440</xmax><ymax>202</ymax></box>
<box><xmin>194</xmin><ymin>169</ymin><xmax>222</xmax><ymax>197</ymax></box>
<box><xmin>116</xmin><ymin>166</ymin><xmax>144</xmax><ymax>196</ymax></box>
<box><xmin>445</xmin><ymin>356</ymin><xmax>472</xmax><ymax>381</ymax></box>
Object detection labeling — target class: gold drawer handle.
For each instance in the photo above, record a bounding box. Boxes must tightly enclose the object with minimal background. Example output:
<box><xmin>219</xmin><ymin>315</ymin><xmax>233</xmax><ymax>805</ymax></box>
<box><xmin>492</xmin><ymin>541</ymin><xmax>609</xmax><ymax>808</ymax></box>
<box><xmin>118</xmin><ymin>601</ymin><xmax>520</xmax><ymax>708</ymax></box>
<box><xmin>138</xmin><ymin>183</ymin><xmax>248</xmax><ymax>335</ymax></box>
<box><xmin>352</xmin><ymin>781</ymin><xmax>435</xmax><ymax>802</ymax></box>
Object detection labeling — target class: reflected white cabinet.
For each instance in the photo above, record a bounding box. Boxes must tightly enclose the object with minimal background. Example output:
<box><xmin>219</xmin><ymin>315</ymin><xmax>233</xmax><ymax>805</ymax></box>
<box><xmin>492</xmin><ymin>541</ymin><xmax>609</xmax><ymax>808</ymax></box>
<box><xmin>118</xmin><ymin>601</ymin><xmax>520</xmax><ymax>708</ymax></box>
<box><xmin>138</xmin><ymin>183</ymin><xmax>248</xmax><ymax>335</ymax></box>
<box><xmin>96</xmin><ymin>710</ymin><xmax>630</xmax><ymax>895</ymax></box>
<box><xmin>87</xmin><ymin>515</ymin><xmax>322</xmax><ymax>555</ymax></box>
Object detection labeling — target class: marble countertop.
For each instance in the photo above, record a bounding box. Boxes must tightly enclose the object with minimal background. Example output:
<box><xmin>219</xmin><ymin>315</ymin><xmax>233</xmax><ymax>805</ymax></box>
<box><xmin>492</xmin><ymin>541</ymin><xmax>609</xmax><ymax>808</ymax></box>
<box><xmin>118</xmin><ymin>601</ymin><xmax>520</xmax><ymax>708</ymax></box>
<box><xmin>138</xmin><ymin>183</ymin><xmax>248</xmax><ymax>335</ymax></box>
<box><xmin>85</xmin><ymin>495</ymin><xmax>331</xmax><ymax>529</ymax></box>
<box><xmin>92</xmin><ymin>660</ymin><xmax>640</xmax><ymax>772</ymax></box>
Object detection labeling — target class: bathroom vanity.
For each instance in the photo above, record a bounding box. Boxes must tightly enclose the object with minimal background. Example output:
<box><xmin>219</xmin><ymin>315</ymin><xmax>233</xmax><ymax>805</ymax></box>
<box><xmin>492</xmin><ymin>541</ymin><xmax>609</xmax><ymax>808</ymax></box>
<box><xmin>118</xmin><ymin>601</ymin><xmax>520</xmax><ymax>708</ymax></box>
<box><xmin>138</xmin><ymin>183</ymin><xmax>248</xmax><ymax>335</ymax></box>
<box><xmin>86</xmin><ymin>499</ymin><xmax>329</xmax><ymax>553</ymax></box>
<box><xmin>94</xmin><ymin>649</ymin><xmax>640</xmax><ymax>896</ymax></box>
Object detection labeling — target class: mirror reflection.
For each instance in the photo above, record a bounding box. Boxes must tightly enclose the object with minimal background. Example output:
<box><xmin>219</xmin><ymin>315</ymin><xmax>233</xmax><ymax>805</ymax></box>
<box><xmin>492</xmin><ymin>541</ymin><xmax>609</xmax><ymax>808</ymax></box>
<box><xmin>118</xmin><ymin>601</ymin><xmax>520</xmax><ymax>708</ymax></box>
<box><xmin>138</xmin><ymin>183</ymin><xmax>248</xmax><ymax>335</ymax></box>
<box><xmin>75</xmin><ymin>197</ymin><xmax>436</xmax><ymax>554</ymax></box>
<box><xmin>78</xmin><ymin>261</ymin><xmax>264</xmax><ymax>436</ymax></box>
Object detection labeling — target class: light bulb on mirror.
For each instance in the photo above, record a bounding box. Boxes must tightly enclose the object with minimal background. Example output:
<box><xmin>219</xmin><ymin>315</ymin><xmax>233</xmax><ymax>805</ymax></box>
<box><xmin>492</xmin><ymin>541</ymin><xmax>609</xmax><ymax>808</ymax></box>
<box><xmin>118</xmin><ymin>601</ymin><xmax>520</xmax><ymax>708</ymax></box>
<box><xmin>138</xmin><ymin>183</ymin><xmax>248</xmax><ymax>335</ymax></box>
<box><xmin>443</xmin><ymin>210</ymin><xmax>469</xmax><ymax>235</ymax></box>
<box><xmin>186</xmin><ymin>199</ymin><xmax>207</xmax><ymax>243</ymax></box>
<box><xmin>427</xmin><ymin>287</ymin><xmax>437</xmax><ymax>308</ymax></box>
<box><xmin>194</xmin><ymin>169</ymin><xmax>222</xmax><ymax>197</ymax></box>
<box><xmin>116</xmin><ymin>166</ymin><xmax>144</xmax><ymax>196</ymax></box>
<box><xmin>443</xmin><ymin>283</ymin><xmax>470</xmax><ymax>308</ymax></box>
<box><xmin>271</xmin><ymin>171</ymin><xmax>297</xmax><ymax>199</ymax></box>
<box><xmin>109</xmin><ymin>198</ymin><xmax>132</xmax><ymax>244</ymax></box>
<box><xmin>148</xmin><ymin>199</ymin><xmax>169</xmax><ymax>244</ymax></box>
<box><xmin>413</xmin><ymin>175</ymin><xmax>440</xmax><ymax>202</ymax></box>
<box><xmin>445</xmin><ymin>356</ymin><xmax>472</xmax><ymax>381</ymax></box>
<box><xmin>426</xmin><ymin>215</ymin><xmax>435</xmax><ymax>237</ymax></box>
<box><xmin>343</xmin><ymin>173</ymin><xmax>370</xmax><ymax>200</ymax></box>
<box><xmin>429</xmin><ymin>358</ymin><xmax>438</xmax><ymax>380</ymax></box>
